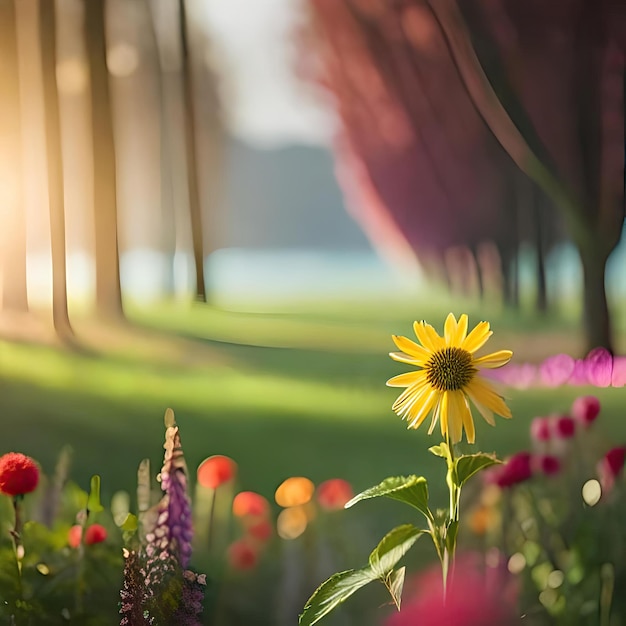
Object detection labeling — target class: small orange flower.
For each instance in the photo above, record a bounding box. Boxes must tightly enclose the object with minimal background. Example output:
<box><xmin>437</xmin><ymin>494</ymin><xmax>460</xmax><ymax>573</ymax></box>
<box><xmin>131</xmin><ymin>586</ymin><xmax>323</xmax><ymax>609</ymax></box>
<box><xmin>316</xmin><ymin>479</ymin><xmax>353</xmax><ymax>511</ymax></box>
<box><xmin>276</xmin><ymin>506</ymin><xmax>308</xmax><ymax>540</ymax></box>
<box><xmin>274</xmin><ymin>477</ymin><xmax>315</xmax><ymax>508</ymax></box>
<box><xmin>232</xmin><ymin>491</ymin><xmax>270</xmax><ymax>518</ymax></box>
<box><xmin>197</xmin><ymin>455</ymin><xmax>237</xmax><ymax>489</ymax></box>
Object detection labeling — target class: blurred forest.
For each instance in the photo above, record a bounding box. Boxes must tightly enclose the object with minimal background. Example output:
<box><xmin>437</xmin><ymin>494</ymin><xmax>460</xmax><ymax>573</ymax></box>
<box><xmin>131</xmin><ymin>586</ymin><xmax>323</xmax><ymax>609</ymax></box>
<box><xmin>0</xmin><ymin>0</ymin><xmax>623</xmax><ymax>355</ymax></box>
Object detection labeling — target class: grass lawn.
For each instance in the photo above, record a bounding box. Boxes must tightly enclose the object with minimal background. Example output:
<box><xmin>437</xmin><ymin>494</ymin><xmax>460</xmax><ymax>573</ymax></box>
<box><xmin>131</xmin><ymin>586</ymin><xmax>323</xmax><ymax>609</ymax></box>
<box><xmin>0</xmin><ymin>294</ymin><xmax>624</xmax><ymax>511</ymax></box>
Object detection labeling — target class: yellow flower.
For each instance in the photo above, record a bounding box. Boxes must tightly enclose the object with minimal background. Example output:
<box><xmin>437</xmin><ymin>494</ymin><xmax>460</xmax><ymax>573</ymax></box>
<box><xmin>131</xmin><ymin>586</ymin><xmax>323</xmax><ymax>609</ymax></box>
<box><xmin>387</xmin><ymin>313</ymin><xmax>512</xmax><ymax>444</ymax></box>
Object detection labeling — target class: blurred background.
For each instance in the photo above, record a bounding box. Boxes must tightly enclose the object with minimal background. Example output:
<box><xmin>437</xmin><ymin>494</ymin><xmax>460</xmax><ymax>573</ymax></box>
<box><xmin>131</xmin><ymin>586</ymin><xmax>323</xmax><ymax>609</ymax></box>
<box><xmin>0</xmin><ymin>0</ymin><xmax>624</xmax><ymax>623</ymax></box>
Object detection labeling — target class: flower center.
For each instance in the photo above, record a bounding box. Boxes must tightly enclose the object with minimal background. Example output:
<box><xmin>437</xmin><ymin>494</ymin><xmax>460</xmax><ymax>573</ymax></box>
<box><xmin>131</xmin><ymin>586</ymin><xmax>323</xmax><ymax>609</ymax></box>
<box><xmin>425</xmin><ymin>347</ymin><xmax>476</xmax><ymax>391</ymax></box>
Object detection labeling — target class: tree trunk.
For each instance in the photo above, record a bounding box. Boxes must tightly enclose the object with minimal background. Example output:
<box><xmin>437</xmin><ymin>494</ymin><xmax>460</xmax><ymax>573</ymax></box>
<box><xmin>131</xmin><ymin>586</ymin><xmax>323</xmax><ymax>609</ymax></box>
<box><xmin>39</xmin><ymin>0</ymin><xmax>73</xmax><ymax>340</ymax></box>
<box><xmin>84</xmin><ymin>0</ymin><xmax>124</xmax><ymax>318</ymax></box>
<box><xmin>532</xmin><ymin>186</ymin><xmax>548</xmax><ymax>314</ymax></box>
<box><xmin>579</xmin><ymin>244</ymin><xmax>613</xmax><ymax>353</ymax></box>
<box><xmin>0</xmin><ymin>0</ymin><xmax>28</xmax><ymax>313</ymax></box>
<box><xmin>179</xmin><ymin>0</ymin><xmax>207</xmax><ymax>302</ymax></box>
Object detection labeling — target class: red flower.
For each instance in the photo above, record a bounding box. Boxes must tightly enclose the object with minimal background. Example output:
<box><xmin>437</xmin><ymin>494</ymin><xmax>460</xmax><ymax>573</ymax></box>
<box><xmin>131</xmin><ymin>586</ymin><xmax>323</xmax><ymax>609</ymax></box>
<box><xmin>246</xmin><ymin>519</ymin><xmax>273</xmax><ymax>542</ymax></box>
<box><xmin>85</xmin><ymin>524</ymin><xmax>108</xmax><ymax>545</ymax></box>
<box><xmin>316</xmin><ymin>478</ymin><xmax>353</xmax><ymax>510</ymax></box>
<box><xmin>0</xmin><ymin>453</ymin><xmax>40</xmax><ymax>497</ymax></box>
<box><xmin>68</xmin><ymin>523</ymin><xmax>108</xmax><ymax>547</ymax></box>
<box><xmin>227</xmin><ymin>539</ymin><xmax>258</xmax><ymax>571</ymax></box>
<box><xmin>232</xmin><ymin>491</ymin><xmax>270</xmax><ymax>518</ymax></box>
<box><xmin>196</xmin><ymin>455</ymin><xmax>237</xmax><ymax>489</ymax></box>
<box><xmin>571</xmin><ymin>396</ymin><xmax>601</xmax><ymax>427</ymax></box>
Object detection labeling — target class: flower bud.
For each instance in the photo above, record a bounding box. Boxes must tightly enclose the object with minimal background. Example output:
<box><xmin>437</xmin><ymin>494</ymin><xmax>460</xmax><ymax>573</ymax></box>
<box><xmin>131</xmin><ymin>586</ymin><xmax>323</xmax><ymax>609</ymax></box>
<box><xmin>571</xmin><ymin>396</ymin><xmax>601</xmax><ymax>427</ymax></box>
<box><xmin>597</xmin><ymin>446</ymin><xmax>626</xmax><ymax>493</ymax></box>
<box><xmin>534</xmin><ymin>455</ymin><xmax>560</xmax><ymax>476</ymax></box>
<box><xmin>316</xmin><ymin>479</ymin><xmax>353</xmax><ymax>511</ymax></box>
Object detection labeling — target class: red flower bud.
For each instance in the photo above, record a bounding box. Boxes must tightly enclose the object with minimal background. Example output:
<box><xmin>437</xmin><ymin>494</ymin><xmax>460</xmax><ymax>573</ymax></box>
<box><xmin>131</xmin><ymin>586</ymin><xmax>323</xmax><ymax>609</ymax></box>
<box><xmin>597</xmin><ymin>446</ymin><xmax>626</xmax><ymax>493</ymax></box>
<box><xmin>68</xmin><ymin>525</ymin><xmax>83</xmax><ymax>548</ymax></box>
<box><xmin>197</xmin><ymin>455</ymin><xmax>237</xmax><ymax>489</ymax></box>
<box><xmin>530</xmin><ymin>417</ymin><xmax>551</xmax><ymax>442</ymax></box>
<box><xmin>0</xmin><ymin>453</ymin><xmax>40</xmax><ymax>497</ymax></box>
<box><xmin>571</xmin><ymin>396</ymin><xmax>601</xmax><ymax>427</ymax></box>
<box><xmin>316</xmin><ymin>479</ymin><xmax>354</xmax><ymax>511</ymax></box>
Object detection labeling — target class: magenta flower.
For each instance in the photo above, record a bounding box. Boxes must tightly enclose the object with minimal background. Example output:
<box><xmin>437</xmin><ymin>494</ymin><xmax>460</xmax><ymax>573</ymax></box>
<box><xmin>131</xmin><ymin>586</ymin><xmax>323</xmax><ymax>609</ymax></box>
<box><xmin>585</xmin><ymin>348</ymin><xmax>613</xmax><ymax>387</ymax></box>
<box><xmin>494</xmin><ymin>452</ymin><xmax>533</xmax><ymax>488</ymax></box>
<box><xmin>597</xmin><ymin>446</ymin><xmax>626</xmax><ymax>493</ymax></box>
<box><xmin>551</xmin><ymin>416</ymin><xmax>576</xmax><ymax>440</ymax></box>
<box><xmin>534</xmin><ymin>455</ymin><xmax>561</xmax><ymax>476</ymax></box>
<box><xmin>539</xmin><ymin>354</ymin><xmax>575</xmax><ymax>387</ymax></box>
<box><xmin>571</xmin><ymin>396</ymin><xmax>601</xmax><ymax>427</ymax></box>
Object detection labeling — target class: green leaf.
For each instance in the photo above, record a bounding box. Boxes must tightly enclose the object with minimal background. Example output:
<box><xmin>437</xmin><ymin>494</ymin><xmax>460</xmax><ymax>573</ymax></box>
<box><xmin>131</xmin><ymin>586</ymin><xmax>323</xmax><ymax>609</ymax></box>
<box><xmin>87</xmin><ymin>475</ymin><xmax>104</xmax><ymax>513</ymax></box>
<box><xmin>345</xmin><ymin>476</ymin><xmax>432</xmax><ymax>521</ymax></box>
<box><xmin>119</xmin><ymin>513</ymin><xmax>138</xmax><ymax>532</ymax></box>
<box><xmin>453</xmin><ymin>453</ymin><xmax>501</xmax><ymax>488</ymax></box>
<box><xmin>369</xmin><ymin>524</ymin><xmax>425</xmax><ymax>578</ymax></box>
<box><xmin>299</xmin><ymin>568</ymin><xmax>375</xmax><ymax>626</ymax></box>
<box><xmin>385</xmin><ymin>567</ymin><xmax>406</xmax><ymax>611</ymax></box>
<box><xmin>429</xmin><ymin>442</ymin><xmax>451</xmax><ymax>463</ymax></box>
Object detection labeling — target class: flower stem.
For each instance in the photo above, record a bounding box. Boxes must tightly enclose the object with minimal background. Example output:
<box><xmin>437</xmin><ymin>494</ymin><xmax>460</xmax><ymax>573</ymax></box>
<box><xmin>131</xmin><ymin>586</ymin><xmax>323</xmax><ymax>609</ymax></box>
<box><xmin>10</xmin><ymin>496</ymin><xmax>24</xmax><ymax>597</ymax></box>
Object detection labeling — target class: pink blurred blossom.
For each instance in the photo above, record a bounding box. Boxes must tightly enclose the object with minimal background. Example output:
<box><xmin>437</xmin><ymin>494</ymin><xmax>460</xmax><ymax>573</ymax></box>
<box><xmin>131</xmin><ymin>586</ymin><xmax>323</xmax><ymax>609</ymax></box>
<box><xmin>539</xmin><ymin>354</ymin><xmax>575</xmax><ymax>387</ymax></box>
<box><xmin>493</xmin><ymin>452</ymin><xmax>533</xmax><ymax>488</ymax></box>
<box><xmin>533</xmin><ymin>455</ymin><xmax>561</xmax><ymax>476</ymax></box>
<box><xmin>551</xmin><ymin>416</ymin><xmax>576</xmax><ymax>439</ymax></box>
<box><xmin>597</xmin><ymin>446</ymin><xmax>626</xmax><ymax>493</ymax></box>
<box><xmin>385</xmin><ymin>553</ymin><xmax>521</xmax><ymax>626</ymax></box>
<box><xmin>585</xmin><ymin>348</ymin><xmax>613</xmax><ymax>387</ymax></box>
<box><xmin>530</xmin><ymin>417</ymin><xmax>551</xmax><ymax>442</ymax></box>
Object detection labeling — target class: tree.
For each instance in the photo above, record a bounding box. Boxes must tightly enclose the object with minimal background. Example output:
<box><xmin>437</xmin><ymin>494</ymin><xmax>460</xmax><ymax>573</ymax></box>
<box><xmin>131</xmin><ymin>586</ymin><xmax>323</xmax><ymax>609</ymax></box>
<box><xmin>84</xmin><ymin>0</ymin><xmax>124</xmax><ymax>319</ymax></box>
<box><xmin>39</xmin><ymin>0</ymin><xmax>73</xmax><ymax>340</ymax></box>
<box><xmin>306</xmin><ymin>0</ymin><xmax>624</xmax><ymax>351</ymax></box>
<box><xmin>0</xmin><ymin>0</ymin><xmax>28</xmax><ymax>314</ymax></box>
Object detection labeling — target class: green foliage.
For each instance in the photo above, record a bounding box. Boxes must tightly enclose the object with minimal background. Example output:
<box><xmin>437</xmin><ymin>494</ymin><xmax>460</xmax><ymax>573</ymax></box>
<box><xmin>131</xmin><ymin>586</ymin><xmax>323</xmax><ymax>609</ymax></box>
<box><xmin>452</xmin><ymin>452</ymin><xmax>501</xmax><ymax>488</ymax></box>
<box><xmin>87</xmin><ymin>475</ymin><xmax>104</xmax><ymax>514</ymax></box>
<box><xmin>346</xmin><ymin>475</ymin><xmax>432</xmax><ymax>521</ymax></box>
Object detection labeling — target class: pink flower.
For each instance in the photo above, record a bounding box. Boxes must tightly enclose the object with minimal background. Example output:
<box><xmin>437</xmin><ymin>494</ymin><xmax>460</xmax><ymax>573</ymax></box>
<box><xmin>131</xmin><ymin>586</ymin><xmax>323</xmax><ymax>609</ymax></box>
<box><xmin>551</xmin><ymin>416</ymin><xmax>576</xmax><ymax>439</ymax></box>
<box><xmin>611</xmin><ymin>356</ymin><xmax>626</xmax><ymax>387</ymax></box>
<box><xmin>571</xmin><ymin>396</ymin><xmax>601</xmax><ymax>427</ymax></box>
<box><xmin>68</xmin><ymin>523</ymin><xmax>108</xmax><ymax>547</ymax></box>
<box><xmin>597</xmin><ymin>446</ymin><xmax>626</xmax><ymax>493</ymax></box>
<box><xmin>386</xmin><ymin>554</ymin><xmax>521</xmax><ymax>626</ymax></box>
<box><xmin>316</xmin><ymin>478</ymin><xmax>354</xmax><ymax>510</ymax></box>
<box><xmin>0</xmin><ymin>453</ymin><xmax>40</xmax><ymax>497</ymax></box>
<box><xmin>530</xmin><ymin>417</ymin><xmax>551</xmax><ymax>442</ymax></box>
<box><xmin>585</xmin><ymin>348</ymin><xmax>613</xmax><ymax>387</ymax></box>
<box><xmin>539</xmin><ymin>354</ymin><xmax>575</xmax><ymax>387</ymax></box>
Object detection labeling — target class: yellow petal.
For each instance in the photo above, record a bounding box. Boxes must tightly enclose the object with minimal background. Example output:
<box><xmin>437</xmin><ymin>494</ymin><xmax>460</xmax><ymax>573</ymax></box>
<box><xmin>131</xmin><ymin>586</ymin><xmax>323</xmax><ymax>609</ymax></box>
<box><xmin>386</xmin><ymin>371</ymin><xmax>427</xmax><ymax>388</ymax></box>
<box><xmin>462</xmin><ymin>397</ymin><xmax>476</xmax><ymax>443</ymax></box>
<box><xmin>444</xmin><ymin>313</ymin><xmax>458</xmax><ymax>346</ymax></box>
<box><xmin>462</xmin><ymin>321</ymin><xmax>493</xmax><ymax>353</ymax></box>
<box><xmin>389</xmin><ymin>352</ymin><xmax>423</xmax><ymax>366</ymax></box>
<box><xmin>391</xmin><ymin>335</ymin><xmax>430</xmax><ymax>363</ymax></box>
<box><xmin>413</xmin><ymin>321</ymin><xmax>445</xmax><ymax>352</ymax></box>
<box><xmin>473</xmin><ymin>350</ymin><xmax>513</xmax><ymax>369</ymax></box>
<box><xmin>393</xmin><ymin>383</ymin><xmax>430</xmax><ymax>417</ymax></box>
<box><xmin>407</xmin><ymin>389</ymin><xmax>438</xmax><ymax>429</ymax></box>
<box><xmin>427</xmin><ymin>396</ymin><xmax>442</xmax><ymax>435</ymax></box>
<box><xmin>452</xmin><ymin>314</ymin><xmax>469</xmax><ymax>346</ymax></box>
<box><xmin>439</xmin><ymin>392</ymin><xmax>449</xmax><ymax>438</ymax></box>
<box><xmin>465</xmin><ymin>377</ymin><xmax>512</xmax><ymax>419</ymax></box>
<box><xmin>445</xmin><ymin>390</ymin><xmax>465</xmax><ymax>444</ymax></box>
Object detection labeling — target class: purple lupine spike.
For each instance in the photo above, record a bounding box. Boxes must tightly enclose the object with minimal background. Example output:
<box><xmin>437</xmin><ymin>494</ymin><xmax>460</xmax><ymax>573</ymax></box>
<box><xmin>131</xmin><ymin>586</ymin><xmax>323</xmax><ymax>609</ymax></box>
<box><xmin>158</xmin><ymin>424</ymin><xmax>193</xmax><ymax>569</ymax></box>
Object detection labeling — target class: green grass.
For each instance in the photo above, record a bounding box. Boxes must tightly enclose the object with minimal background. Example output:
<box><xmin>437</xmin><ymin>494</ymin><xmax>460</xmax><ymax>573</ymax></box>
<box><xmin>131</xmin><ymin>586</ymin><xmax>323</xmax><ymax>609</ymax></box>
<box><xmin>0</xmin><ymin>296</ymin><xmax>624</xmax><ymax>510</ymax></box>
